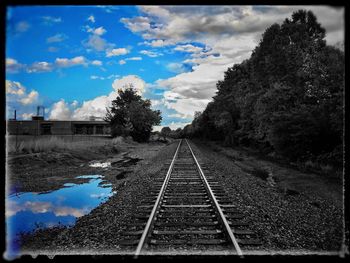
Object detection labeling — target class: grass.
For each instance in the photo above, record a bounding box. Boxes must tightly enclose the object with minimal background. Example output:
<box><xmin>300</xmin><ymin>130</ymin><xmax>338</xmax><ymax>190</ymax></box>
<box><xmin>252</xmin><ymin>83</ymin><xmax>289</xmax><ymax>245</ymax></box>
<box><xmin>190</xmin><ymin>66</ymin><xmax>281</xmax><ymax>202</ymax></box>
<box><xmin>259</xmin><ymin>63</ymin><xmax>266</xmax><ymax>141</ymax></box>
<box><xmin>7</xmin><ymin>135</ymin><xmax>113</xmax><ymax>154</ymax></box>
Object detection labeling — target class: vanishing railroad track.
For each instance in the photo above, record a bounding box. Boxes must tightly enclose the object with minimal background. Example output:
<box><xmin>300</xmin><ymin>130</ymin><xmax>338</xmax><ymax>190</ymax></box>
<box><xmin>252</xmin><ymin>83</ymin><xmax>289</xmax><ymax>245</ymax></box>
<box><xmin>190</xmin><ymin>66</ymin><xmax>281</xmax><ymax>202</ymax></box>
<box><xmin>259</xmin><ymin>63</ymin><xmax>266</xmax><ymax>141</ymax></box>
<box><xmin>121</xmin><ymin>139</ymin><xmax>261</xmax><ymax>255</ymax></box>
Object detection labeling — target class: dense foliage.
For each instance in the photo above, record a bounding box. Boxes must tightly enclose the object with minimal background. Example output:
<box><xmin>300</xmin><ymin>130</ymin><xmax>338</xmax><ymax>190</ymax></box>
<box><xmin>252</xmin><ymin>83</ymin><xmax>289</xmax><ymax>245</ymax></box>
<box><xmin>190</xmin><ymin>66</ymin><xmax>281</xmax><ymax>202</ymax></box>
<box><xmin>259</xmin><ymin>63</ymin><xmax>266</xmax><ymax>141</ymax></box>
<box><xmin>105</xmin><ymin>87</ymin><xmax>162</xmax><ymax>142</ymax></box>
<box><xmin>184</xmin><ymin>10</ymin><xmax>344</xmax><ymax>167</ymax></box>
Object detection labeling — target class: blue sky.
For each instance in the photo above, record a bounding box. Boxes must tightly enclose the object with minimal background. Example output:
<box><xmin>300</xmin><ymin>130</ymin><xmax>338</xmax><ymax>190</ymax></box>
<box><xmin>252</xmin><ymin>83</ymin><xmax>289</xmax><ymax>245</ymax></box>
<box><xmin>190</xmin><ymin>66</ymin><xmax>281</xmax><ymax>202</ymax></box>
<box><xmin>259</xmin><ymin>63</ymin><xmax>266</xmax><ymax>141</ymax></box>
<box><xmin>6</xmin><ymin>5</ymin><xmax>344</xmax><ymax>130</ymax></box>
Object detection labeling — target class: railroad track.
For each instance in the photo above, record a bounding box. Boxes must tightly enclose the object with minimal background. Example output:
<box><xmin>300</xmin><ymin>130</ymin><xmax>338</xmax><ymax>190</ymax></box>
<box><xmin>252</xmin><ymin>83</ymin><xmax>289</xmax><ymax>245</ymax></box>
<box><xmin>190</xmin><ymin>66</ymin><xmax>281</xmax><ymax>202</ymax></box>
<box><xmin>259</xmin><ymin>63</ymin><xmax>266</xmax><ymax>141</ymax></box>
<box><xmin>120</xmin><ymin>139</ymin><xmax>261</xmax><ymax>255</ymax></box>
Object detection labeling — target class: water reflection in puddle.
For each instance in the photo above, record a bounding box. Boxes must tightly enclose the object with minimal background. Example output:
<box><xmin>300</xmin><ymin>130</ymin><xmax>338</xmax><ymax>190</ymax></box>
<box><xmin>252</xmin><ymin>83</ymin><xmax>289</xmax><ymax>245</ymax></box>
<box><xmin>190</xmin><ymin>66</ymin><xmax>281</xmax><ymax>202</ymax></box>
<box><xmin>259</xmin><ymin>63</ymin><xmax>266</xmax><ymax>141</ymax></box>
<box><xmin>5</xmin><ymin>175</ymin><xmax>116</xmax><ymax>259</ymax></box>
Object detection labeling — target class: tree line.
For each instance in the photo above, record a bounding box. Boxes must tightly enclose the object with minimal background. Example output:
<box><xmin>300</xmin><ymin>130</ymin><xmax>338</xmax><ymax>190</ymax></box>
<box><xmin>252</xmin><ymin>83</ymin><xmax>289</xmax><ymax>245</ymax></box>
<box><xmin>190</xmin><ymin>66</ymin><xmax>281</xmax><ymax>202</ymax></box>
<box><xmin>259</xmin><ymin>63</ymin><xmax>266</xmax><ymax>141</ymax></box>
<box><xmin>181</xmin><ymin>10</ymin><xmax>344</xmax><ymax>168</ymax></box>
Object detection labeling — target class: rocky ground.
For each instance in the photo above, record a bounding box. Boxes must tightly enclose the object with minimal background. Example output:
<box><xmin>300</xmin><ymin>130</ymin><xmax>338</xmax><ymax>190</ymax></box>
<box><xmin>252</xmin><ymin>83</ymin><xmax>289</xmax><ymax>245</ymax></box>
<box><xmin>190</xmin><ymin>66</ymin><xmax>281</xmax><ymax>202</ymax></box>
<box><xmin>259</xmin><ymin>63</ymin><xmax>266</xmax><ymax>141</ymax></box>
<box><xmin>189</xmin><ymin>139</ymin><xmax>344</xmax><ymax>254</ymax></box>
<box><xmin>10</xmin><ymin>138</ymin><xmax>344</xmax><ymax>257</ymax></box>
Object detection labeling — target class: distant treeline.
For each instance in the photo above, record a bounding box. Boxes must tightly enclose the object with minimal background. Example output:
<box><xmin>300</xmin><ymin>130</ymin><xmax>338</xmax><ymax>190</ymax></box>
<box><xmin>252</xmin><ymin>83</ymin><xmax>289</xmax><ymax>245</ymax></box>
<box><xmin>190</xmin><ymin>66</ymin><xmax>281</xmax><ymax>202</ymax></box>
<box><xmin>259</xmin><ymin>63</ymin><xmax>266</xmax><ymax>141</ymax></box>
<box><xmin>179</xmin><ymin>10</ymin><xmax>344</xmax><ymax>168</ymax></box>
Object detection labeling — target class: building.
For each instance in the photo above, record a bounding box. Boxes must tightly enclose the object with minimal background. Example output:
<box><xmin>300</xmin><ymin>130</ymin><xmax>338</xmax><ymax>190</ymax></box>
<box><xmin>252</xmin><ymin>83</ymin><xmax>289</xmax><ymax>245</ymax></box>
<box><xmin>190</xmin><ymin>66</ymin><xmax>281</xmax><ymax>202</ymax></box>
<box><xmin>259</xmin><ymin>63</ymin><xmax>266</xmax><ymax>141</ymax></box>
<box><xmin>7</xmin><ymin>118</ymin><xmax>111</xmax><ymax>136</ymax></box>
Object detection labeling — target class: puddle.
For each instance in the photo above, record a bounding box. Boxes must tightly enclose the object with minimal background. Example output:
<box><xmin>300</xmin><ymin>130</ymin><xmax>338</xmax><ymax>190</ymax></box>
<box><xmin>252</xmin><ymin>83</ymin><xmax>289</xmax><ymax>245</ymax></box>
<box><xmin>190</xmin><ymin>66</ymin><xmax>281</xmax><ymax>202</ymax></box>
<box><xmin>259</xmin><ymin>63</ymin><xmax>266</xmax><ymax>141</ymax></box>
<box><xmin>5</xmin><ymin>175</ymin><xmax>116</xmax><ymax>259</ymax></box>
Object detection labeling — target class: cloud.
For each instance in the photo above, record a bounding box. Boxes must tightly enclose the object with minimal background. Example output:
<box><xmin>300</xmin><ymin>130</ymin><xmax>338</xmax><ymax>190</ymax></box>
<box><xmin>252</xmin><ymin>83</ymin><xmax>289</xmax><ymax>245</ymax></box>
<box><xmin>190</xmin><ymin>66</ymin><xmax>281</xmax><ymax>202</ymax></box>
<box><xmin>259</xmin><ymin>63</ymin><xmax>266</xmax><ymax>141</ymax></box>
<box><xmin>90</xmin><ymin>75</ymin><xmax>105</xmax><ymax>80</ymax></box>
<box><xmin>49</xmin><ymin>99</ymin><xmax>72</xmax><ymax>120</ymax></box>
<box><xmin>6</xmin><ymin>80</ymin><xmax>39</xmax><ymax>106</ymax></box>
<box><xmin>143</xmin><ymin>39</ymin><xmax>169</xmax><ymax>47</ymax></box>
<box><xmin>48</xmin><ymin>75</ymin><xmax>147</xmax><ymax>120</ymax></box>
<box><xmin>46</xmin><ymin>33</ymin><xmax>68</xmax><ymax>43</ymax></box>
<box><xmin>93</xmin><ymin>26</ymin><xmax>106</xmax><ymax>35</ymax></box>
<box><xmin>21</xmin><ymin>112</ymin><xmax>33</xmax><ymax>120</ymax></box>
<box><xmin>126</xmin><ymin>56</ymin><xmax>142</xmax><ymax>61</ymax></box>
<box><xmin>7</xmin><ymin>56</ymin><xmax>99</xmax><ymax>73</ymax></box>
<box><xmin>106</xmin><ymin>48</ymin><xmax>129</xmax><ymax>57</ymax></box>
<box><xmin>42</xmin><ymin>16</ymin><xmax>62</xmax><ymax>25</ymax></box>
<box><xmin>15</xmin><ymin>21</ymin><xmax>30</xmax><ymax>33</ymax></box>
<box><xmin>140</xmin><ymin>50</ymin><xmax>162</xmax><ymax>57</ymax></box>
<box><xmin>48</xmin><ymin>46</ymin><xmax>60</xmax><ymax>52</ymax></box>
<box><xmin>27</xmin><ymin>61</ymin><xmax>53</xmax><ymax>73</ymax></box>
<box><xmin>91</xmin><ymin>60</ymin><xmax>103</xmax><ymax>66</ymax></box>
<box><xmin>84</xmin><ymin>34</ymin><xmax>112</xmax><ymax>52</ymax></box>
<box><xmin>166</xmin><ymin>62</ymin><xmax>188</xmax><ymax>74</ymax></box>
<box><xmin>112</xmin><ymin>75</ymin><xmax>146</xmax><ymax>95</ymax></box>
<box><xmin>6</xmin><ymin>58</ymin><xmax>25</xmax><ymax>73</ymax></box>
<box><xmin>20</xmin><ymin>90</ymin><xmax>39</xmax><ymax>105</ymax></box>
<box><xmin>120</xmin><ymin>16</ymin><xmax>152</xmax><ymax>33</ymax></box>
<box><xmin>119</xmin><ymin>56</ymin><xmax>142</xmax><ymax>66</ymax></box>
<box><xmin>87</xmin><ymin>15</ymin><xmax>95</xmax><ymax>23</ymax></box>
<box><xmin>174</xmin><ymin>44</ymin><xmax>203</xmax><ymax>53</ymax></box>
<box><xmin>55</xmin><ymin>56</ymin><xmax>87</xmax><ymax>67</ymax></box>
<box><xmin>6</xmin><ymin>80</ymin><xmax>25</xmax><ymax>95</ymax></box>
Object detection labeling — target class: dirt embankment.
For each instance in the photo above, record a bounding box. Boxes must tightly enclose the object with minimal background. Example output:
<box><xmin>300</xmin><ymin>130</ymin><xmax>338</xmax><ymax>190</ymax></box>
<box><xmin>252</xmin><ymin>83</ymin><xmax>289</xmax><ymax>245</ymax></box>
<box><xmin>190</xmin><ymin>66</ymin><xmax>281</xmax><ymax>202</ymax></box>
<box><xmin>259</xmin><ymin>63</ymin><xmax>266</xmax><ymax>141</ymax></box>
<box><xmin>7</xmin><ymin>138</ymin><xmax>169</xmax><ymax>194</ymax></box>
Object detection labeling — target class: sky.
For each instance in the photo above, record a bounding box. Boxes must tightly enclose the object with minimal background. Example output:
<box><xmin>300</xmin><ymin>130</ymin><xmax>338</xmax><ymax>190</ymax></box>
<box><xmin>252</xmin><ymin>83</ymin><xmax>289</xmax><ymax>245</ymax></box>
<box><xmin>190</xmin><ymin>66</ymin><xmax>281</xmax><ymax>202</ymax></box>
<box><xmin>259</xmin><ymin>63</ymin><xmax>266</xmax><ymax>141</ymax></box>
<box><xmin>5</xmin><ymin>5</ymin><xmax>344</xmax><ymax>131</ymax></box>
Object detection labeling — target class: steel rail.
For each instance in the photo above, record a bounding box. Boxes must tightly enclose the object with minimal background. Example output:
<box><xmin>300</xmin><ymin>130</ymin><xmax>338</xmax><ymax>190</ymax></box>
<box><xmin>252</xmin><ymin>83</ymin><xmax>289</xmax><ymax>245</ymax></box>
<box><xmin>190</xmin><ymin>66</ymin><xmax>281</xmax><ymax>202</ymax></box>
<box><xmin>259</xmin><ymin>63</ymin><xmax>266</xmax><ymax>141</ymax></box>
<box><xmin>134</xmin><ymin>139</ymin><xmax>183</xmax><ymax>257</ymax></box>
<box><xmin>185</xmin><ymin>139</ymin><xmax>243</xmax><ymax>256</ymax></box>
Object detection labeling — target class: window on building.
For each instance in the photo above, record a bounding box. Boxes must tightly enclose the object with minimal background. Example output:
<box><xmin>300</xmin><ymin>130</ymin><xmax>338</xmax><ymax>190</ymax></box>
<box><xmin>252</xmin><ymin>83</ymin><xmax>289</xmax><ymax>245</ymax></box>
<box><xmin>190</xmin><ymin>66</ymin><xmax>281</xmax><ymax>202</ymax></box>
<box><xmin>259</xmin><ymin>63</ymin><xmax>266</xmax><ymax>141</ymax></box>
<box><xmin>74</xmin><ymin>125</ymin><xmax>83</xmax><ymax>134</ymax></box>
<box><xmin>86</xmin><ymin>125</ymin><xmax>94</xmax><ymax>135</ymax></box>
<box><xmin>96</xmin><ymin>125</ymin><xmax>104</xmax><ymax>134</ymax></box>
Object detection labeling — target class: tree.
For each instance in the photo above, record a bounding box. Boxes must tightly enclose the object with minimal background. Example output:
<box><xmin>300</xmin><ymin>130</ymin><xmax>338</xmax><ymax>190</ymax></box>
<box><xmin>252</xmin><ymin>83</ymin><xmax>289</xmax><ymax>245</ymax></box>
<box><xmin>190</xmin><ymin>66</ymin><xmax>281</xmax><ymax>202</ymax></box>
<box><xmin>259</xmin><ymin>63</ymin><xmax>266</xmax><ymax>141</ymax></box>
<box><xmin>105</xmin><ymin>87</ymin><xmax>162</xmax><ymax>142</ymax></box>
<box><xmin>187</xmin><ymin>9</ymin><xmax>344</xmax><ymax>168</ymax></box>
<box><xmin>160</xmin><ymin>126</ymin><xmax>171</xmax><ymax>140</ymax></box>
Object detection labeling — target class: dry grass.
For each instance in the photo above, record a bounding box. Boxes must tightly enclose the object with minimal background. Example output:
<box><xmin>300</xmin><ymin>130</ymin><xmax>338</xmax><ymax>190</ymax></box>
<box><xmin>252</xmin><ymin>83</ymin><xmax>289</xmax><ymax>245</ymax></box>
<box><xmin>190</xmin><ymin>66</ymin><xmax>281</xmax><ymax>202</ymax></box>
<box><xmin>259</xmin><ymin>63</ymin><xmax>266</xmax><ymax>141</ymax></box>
<box><xmin>7</xmin><ymin>136</ymin><xmax>112</xmax><ymax>154</ymax></box>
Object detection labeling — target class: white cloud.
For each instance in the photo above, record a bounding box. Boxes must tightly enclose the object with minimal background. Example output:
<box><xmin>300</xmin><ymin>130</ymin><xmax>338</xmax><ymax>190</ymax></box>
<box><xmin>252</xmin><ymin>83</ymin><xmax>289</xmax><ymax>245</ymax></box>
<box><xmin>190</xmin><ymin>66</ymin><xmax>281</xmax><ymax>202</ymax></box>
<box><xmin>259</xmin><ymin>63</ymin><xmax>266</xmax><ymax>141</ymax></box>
<box><xmin>126</xmin><ymin>56</ymin><xmax>142</xmax><ymax>61</ymax></box>
<box><xmin>71</xmin><ymin>100</ymin><xmax>79</xmax><ymax>107</ymax></box>
<box><xmin>6</xmin><ymin>80</ymin><xmax>39</xmax><ymax>106</ymax></box>
<box><xmin>106</xmin><ymin>48</ymin><xmax>129</xmax><ymax>57</ymax></box>
<box><xmin>15</xmin><ymin>21</ymin><xmax>30</xmax><ymax>33</ymax></box>
<box><xmin>48</xmin><ymin>46</ymin><xmax>59</xmax><ymax>52</ymax></box>
<box><xmin>55</xmin><ymin>75</ymin><xmax>147</xmax><ymax>120</ymax></box>
<box><xmin>49</xmin><ymin>99</ymin><xmax>72</xmax><ymax>120</ymax></box>
<box><xmin>91</xmin><ymin>60</ymin><xmax>103</xmax><ymax>66</ymax></box>
<box><xmin>93</xmin><ymin>26</ymin><xmax>106</xmax><ymax>35</ymax></box>
<box><xmin>140</xmin><ymin>50</ymin><xmax>162</xmax><ymax>57</ymax></box>
<box><xmin>166</xmin><ymin>62</ymin><xmax>187</xmax><ymax>74</ymax></box>
<box><xmin>55</xmin><ymin>56</ymin><xmax>87</xmax><ymax>67</ymax></box>
<box><xmin>42</xmin><ymin>16</ymin><xmax>62</xmax><ymax>25</ymax></box>
<box><xmin>21</xmin><ymin>112</ymin><xmax>33</xmax><ymax>120</ymax></box>
<box><xmin>112</xmin><ymin>75</ymin><xmax>146</xmax><ymax>95</ymax></box>
<box><xmin>118</xmin><ymin>56</ymin><xmax>143</xmax><ymax>65</ymax></box>
<box><xmin>46</xmin><ymin>33</ymin><xmax>68</xmax><ymax>43</ymax></box>
<box><xmin>90</xmin><ymin>75</ymin><xmax>105</xmax><ymax>80</ymax></box>
<box><xmin>6</xmin><ymin>58</ymin><xmax>25</xmax><ymax>73</ymax></box>
<box><xmin>6</xmin><ymin>80</ymin><xmax>25</xmax><ymax>95</ymax></box>
<box><xmin>83</xmin><ymin>34</ymin><xmax>114</xmax><ymax>52</ymax></box>
<box><xmin>27</xmin><ymin>61</ymin><xmax>53</xmax><ymax>73</ymax></box>
<box><xmin>20</xmin><ymin>90</ymin><xmax>39</xmax><ymax>105</ymax></box>
<box><xmin>88</xmin><ymin>15</ymin><xmax>95</xmax><ymax>23</ymax></box>
<box><xmin>174</xmin><ymin>44</ymin><xmax>203</xmax><ymax>53</ymax></box>
<box><xmin>120</xmin><ymin>16</ymin><xmax>152</xmax><ymax>33</ymax></box>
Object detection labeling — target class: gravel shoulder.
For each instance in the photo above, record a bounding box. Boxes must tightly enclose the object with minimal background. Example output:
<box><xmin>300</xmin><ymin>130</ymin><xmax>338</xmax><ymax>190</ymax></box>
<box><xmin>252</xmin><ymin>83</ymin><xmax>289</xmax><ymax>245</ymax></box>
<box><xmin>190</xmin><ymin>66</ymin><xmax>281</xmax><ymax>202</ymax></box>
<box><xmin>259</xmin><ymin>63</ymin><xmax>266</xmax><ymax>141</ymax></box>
<box><xmin>188</xmin><ymin>139</ymin><xmax>344</xmax><ymax>254</ymax></box>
